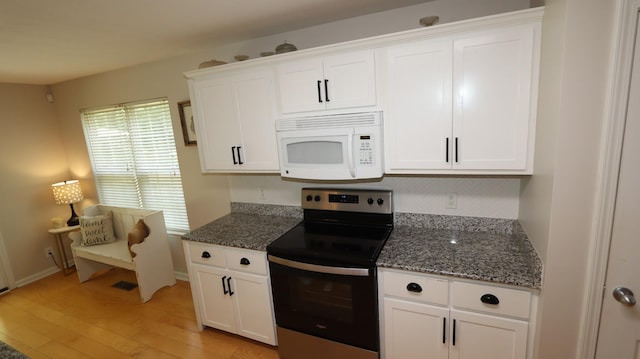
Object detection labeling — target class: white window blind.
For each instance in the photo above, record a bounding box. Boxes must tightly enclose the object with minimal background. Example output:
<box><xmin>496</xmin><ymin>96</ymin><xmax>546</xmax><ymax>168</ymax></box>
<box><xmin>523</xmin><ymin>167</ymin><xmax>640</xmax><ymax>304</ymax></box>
<box><xmin>81</xmin><ymin>98</ymin><xmax>189</xmax><ymax>232</ymax></box>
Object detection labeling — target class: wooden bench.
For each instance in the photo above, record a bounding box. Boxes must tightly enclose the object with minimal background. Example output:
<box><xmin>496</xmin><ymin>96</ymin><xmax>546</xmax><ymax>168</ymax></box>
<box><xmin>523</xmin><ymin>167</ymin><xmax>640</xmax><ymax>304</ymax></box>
<box><xmin>69</xmin><ymin>205</ymin><xmax>176</xmax><ymax>302</ymax></box>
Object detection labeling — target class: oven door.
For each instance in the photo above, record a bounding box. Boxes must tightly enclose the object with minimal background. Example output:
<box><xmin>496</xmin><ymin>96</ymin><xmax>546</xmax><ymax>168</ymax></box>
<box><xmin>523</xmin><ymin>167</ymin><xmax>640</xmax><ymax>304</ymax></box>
<box><xmin>268</xmin><ymin>255</ymin><xmax>378</xmax><ymax>351</ymax></box>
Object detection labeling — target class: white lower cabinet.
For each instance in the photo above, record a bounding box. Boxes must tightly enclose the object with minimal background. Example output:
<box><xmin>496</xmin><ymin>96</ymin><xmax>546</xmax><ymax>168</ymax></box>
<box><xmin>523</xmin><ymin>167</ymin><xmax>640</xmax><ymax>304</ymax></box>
<box><xmin>380</xmin><ymin>269</ymin><xmax>533</xmax><ymax>359</ymax></box>
<box><xmin>183</xmin><ymin>241</ymin><xmax>277</xmax><ymax>345</ymax></box>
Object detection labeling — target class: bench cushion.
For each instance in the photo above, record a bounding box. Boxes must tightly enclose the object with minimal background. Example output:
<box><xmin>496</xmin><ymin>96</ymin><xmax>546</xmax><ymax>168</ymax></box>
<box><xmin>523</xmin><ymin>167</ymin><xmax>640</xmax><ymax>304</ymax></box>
<box><xmin>79</xmin><ymin>211</ymin><xmax>116</xmax><ymax>246</ymax></box>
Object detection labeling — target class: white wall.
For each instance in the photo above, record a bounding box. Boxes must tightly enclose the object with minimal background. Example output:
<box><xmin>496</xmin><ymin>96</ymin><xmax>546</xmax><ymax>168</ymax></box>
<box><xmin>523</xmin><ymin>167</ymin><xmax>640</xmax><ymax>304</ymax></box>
<box><xmin>0</xmin><ymin>84</ymin><xmax>71</xmax><ymax>283</ymax></box>
<box><xmin>230</xmin><ymin>175</ymin><xmax>521</xmax><ymax>219</ymax></box>
<box><xmin>519</xmin><ymin>0</ymin><xmax>616</xmax><ymax>358</ymax></box>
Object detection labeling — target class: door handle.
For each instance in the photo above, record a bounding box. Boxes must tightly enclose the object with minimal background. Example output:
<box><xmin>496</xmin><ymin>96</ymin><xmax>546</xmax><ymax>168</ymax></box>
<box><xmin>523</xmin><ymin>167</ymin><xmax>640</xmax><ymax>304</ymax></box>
<box><xmin>227</xmin><ymin>277</ymin><xmax>234</xmax><ymax>296</ymax></box>
<box><xmin>317</xmin><ymin>80</ymin><xmax>323</xmax><ymax>103</ymax></box>
<box><xmin>236</xmin><ymin>146</ymin><xmax>243</xmax><ymax>165</ymax></box>
<box><xmin>222</xmin><ymin>275</ymin><xmax>228</xmax><ymax>295</ymax></box>
<box><xmin>613</xmin><ymin>287</ymin><xmax>636</xmax><ymax>306</ymax></box>
<box><xmin>324</xmin><ymin>79</ymin><xmax>330</xmax><ymax>102</ymax></box>
<box><xmin>231</xmin><ymin>146</ymin><xmax>238</xmax><ymax>164</ymax></box>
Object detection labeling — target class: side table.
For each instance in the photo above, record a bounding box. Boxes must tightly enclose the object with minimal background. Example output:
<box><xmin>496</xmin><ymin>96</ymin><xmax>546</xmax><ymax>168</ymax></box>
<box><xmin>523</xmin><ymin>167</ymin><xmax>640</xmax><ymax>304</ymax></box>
<box><xmin>48</xmin><ymin>225</ymin><xmax>80</xmax><ymax>275</ymax></box>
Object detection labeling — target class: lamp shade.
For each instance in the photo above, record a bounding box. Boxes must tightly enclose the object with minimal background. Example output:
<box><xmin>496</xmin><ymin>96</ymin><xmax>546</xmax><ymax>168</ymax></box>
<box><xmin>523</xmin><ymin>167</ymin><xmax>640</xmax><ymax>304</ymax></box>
<box><xmin>51</xmin><ymin>180</ymin><xmax>84</xmax><ymax>205</ymax></box>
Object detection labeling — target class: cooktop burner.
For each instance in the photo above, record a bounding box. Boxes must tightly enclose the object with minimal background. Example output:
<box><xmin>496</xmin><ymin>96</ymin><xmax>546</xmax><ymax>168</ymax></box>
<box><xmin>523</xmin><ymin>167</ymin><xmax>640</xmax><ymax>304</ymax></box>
<box><xmin>267</xmin><ymin>188</ymin><xmax>393</xmax><ymax>268</ymax></box>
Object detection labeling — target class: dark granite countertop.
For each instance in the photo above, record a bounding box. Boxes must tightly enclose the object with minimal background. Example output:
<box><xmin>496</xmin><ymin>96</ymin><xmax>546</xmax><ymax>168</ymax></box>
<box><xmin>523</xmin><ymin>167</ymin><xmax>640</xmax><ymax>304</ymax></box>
<box><xmin>377</xmin><ymin>213</ymin><xmax>542</xmax><ymax>289</ymax></box>
<box><xmin>181</xmin><ymin>203</ymin><xmax>302</xmax><ymax>251</ymax></box>
<box><xmin>182</xmin><ymin>203</ymin><xmax>542</xmax><ymax>289</ymax></box>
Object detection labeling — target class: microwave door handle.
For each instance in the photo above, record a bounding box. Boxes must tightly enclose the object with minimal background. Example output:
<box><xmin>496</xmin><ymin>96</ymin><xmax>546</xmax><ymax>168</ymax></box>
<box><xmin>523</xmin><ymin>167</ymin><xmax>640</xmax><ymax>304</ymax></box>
<box><xmin>347</xmin><ymin>131</ymin><xmax>355</xmax><ymax>178</ymax></box>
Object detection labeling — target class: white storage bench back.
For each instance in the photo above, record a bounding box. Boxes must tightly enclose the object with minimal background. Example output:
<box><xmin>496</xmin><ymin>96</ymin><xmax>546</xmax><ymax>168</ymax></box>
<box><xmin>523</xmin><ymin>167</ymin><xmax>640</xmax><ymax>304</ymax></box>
<box><xmin>69</xmin><ymin>205</ymin><xmax>176</xmax><ymax>302</ymax></box>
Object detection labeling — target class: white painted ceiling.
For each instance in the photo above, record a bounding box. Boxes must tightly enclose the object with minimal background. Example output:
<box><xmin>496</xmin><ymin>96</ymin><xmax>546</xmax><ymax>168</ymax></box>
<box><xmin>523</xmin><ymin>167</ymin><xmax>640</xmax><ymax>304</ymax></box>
<box><xmin>1</xmin><ymin>0</ymin><xmax>432</xmax><ymax>85</ymax></box>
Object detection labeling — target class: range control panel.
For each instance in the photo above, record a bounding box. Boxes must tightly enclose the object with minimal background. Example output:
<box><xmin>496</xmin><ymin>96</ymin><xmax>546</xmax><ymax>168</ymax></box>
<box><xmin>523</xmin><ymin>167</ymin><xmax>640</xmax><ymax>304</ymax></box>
<box><xmin>301</xmin><ymin>188</ymin><xmax>392</xmax><ymax>214</ymax></box>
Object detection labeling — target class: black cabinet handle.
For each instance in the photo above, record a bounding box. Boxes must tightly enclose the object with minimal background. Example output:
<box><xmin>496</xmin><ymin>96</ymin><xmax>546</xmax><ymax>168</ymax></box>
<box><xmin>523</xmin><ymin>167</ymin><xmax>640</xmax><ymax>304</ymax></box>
<box><xmin>442</xmin><ymin>317</ymin><xmax>446</xmax><ymax>344</ymax></box>
<box><xmin>406</xmin><ymin>282</ymin><xmax>422</xmax><ymax>293</ymax></box>
<box><xmin>480</xmin><ymin>293</ymin><xmax>500</xmax><ymax>305</ymax></box>
<box><xmin>201</xmin><ymin>251</ymin><xmax>211</xmax><ymax>259</ymax></box>
<box><xmin>227</xmin><ymin>277</ymin><xmax>234</xmax><ymax>296</ymax></box>
<box><xmin>452</xmin><ymin>319</ymin><xmax>456</xmax><ymax>346</ymax></box>
<box><xmin>446</xmin><ymin>137</ymin><xmax>450</xmax><ymax>163</ymax></box>
<box><xmin>317</xmin><ymin>80</ymin><xmax>323</xmax><ymax>103</ymax></box>
<box><xmin>240</xmin><ymin>257</ymin><xmax>250</xmax><ymax>265</ymax></box>
<box><xmin>455</xmin><ymin>137</ymin><xmax>459</xmax><ymax>163</ymax></box>
<box><xmin>324</xmin><ymin>79</ymin><xmax>330</xmax><ymax>102</ymax></box>
<box><xmin>222</xmin><ymin>275</ymin><xmax>228</xmax><ymax>295</ymax></box>
<box><xmin>236</xmin><ymin>146</ymin><xmax>243</xmax><ymax>165</ymax></box>
<box><xmin>231</xmin><ymin>146</ymin><xmax>238</xmax><ymax>164</ymax></box>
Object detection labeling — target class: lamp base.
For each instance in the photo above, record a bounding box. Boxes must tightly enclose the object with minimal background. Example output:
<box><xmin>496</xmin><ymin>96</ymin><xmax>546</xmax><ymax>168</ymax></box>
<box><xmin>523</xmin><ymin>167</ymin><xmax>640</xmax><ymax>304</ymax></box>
<box><xmin>67</xmin><ymin>203</ymin><xmax>80</xmax><ymax>226</ymax></box>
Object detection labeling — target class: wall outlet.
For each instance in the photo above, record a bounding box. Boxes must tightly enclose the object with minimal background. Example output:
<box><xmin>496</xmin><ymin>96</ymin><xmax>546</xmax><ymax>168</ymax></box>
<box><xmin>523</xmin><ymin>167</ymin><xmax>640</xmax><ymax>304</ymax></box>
<box><xmin>259</xmin><ymin>187</ymin><xmax>267</xmax><ymax>200</ymax></box>
<box><xmin>44</xmin><ymin>247</ymin><xmax>54</xmax><ymax>258</ymax></box>
<box><xmin>446</xmin><ymin>192</ymin><xmax>458</xmax><ymax>209</ymax></box>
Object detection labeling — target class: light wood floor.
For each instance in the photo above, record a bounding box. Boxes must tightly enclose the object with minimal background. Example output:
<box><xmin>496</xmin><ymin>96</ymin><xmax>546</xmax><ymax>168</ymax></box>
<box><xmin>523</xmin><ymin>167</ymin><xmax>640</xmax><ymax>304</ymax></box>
<box><xmin>0</xmin><ymin>268</ymin><xmax>280</xmax><ymax>359</ymax></box>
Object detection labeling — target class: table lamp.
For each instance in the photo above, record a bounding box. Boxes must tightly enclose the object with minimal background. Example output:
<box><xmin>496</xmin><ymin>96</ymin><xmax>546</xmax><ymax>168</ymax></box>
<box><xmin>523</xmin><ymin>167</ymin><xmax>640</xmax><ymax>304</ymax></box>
<box><xmin>51</xmin><ymin>180</ymin><xmax>84</xmax><ymax>226</ymax></box>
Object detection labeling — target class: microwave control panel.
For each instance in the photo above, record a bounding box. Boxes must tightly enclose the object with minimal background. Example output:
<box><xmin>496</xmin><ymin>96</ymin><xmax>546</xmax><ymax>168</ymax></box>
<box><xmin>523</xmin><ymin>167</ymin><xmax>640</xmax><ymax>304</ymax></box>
<box><xmin>357</xmin><ymin>135</ymin><xmax>374</xmax><ymax>166</ymax></box>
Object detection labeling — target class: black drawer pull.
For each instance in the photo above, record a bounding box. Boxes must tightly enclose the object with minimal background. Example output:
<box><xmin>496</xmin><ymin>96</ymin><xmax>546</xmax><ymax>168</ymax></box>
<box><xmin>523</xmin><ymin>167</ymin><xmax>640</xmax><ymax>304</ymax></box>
<box><xmin>240</xmin><ymin>257</ymin><xmax>250</xmax><ymax>265</ymax></box>
<box><xmin>227</xmin><ymin>276</ymin><xmax>234</xmax><ymax>296</ymax></box>
<box><xmin>481</xmin><ymin>293</ymin><xmax>500</xmax><ymax>305</ymax></box>
<box><xmin>201</xmin><ymin>251</ymin><xmax>211</xmax><ymax>259</ymax></box>
<box><xmin>222</xmin><ymin>276</ymin><xmax>228</xmax><ymax>295</ymax></box>
<box><xmin>406</xmin><ymin>282</ymin><xmax>423</xmax><ymax>293</ymax></box>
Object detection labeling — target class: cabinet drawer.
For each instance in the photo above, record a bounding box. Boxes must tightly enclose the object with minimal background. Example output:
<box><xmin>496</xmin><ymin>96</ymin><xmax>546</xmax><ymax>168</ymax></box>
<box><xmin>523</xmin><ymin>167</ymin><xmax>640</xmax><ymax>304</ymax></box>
<box><xmin>225</xmin><ymin>248</ymin><xmax>268</xmax><ymax>275</ymax></box>
<box><xmin>381</xmin><ymin>270</ymin><xmax>448</xmax><ymax>306</ymax></box>
<box><xmin>451</xmin><ymin>281</ymin><xmax>531</xmax><ymax>319</ymax></box>
<box><xmin>186</xmin><ymin>242</ymin><xmax>226</xmax><ymax>268</ymax></box>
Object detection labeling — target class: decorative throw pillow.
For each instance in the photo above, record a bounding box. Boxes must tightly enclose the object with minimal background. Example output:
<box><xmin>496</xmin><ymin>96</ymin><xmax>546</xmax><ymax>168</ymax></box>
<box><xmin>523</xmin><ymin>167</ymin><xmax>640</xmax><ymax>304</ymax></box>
<box><xmin>79</xmin><ymin>211</ymin><xmax>116</xmax><ymax>246</ymax></box>
<box><xmin>127</xmin><ymin>219</ymin><xmax>149</xmax><ymax>257</ymax></box>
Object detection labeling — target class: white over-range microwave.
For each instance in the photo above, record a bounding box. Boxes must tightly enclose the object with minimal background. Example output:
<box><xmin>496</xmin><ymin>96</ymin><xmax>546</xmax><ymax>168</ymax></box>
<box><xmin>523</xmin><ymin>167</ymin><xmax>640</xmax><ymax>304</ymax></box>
<box><xmin>276</xmin><ymin>111</ymin><xmax>384</xmax><ymax>180</ymax></box>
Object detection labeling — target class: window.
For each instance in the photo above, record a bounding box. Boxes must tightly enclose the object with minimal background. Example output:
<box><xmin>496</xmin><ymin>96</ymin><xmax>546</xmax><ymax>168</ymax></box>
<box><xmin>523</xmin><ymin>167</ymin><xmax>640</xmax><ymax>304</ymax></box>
<box><xmin>81</xmin><ymin>98</ymin><xmax>189</xmax><ymax>232</ymax></box>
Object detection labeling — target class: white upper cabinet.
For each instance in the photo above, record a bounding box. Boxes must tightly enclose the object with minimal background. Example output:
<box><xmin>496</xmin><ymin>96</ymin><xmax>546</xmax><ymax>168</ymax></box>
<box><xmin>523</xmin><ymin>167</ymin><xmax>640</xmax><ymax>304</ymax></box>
<box><xmin>277</xmin><ymin>50</ymin><xmax>377</xmax><ymax>114</ymax></box>
<box><xmin>385</xmin><ymin>39</ymin><xmax>454</xmax><ymax>170</ymax></box>
<box><xmin>452</xmin><ymin>25</ymin><xmax>536</xmax><ymax>171</ymax></box>
<box><xmin>384</xmin><ymin>19</ymin><xmax>540</xmax><ymax>174</ymax></box>
<box><xmin>187</xmin><ymin>68</ymin><xmax>280</xmax><ymax>172</ymax></box>
<box><xmin>184</xmin><ymin>8</ymin><xmax>543</xmax><ymax>176</ymax></box>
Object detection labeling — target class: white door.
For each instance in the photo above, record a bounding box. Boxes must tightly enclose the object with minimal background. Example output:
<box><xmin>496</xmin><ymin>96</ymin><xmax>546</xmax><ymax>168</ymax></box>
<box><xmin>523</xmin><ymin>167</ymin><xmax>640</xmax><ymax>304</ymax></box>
<box><xmin>452</xmin><ymin>25</ymin><xmax>534</xmax><ymax>170</ymax></box>
<box><xmin>190</xmin><ymin>76</ymin><xmax>242</xmax><ymax>171</ymax></box>
<box><xmin>233</xmin><ymin>70</ymin><xmax>280</xmax><ymax>171</ymax></box>
<box><xmin>595</xmin><ymin>12</ymin><xmax>640</xmax><ymax>358</ymax></box>
<box><xmin>382</xmin><ymin>297</ymin><xmax>449</xmax><ymax>359</ymax></box>
<box><xmin>323</xmin><ymin>50</ymin><xmax>377</xmax><ymax>110</ymax></box>
<box><xmin>449</xmin><ymin>309</ymin><xmax>528</xmax><ymax>359</ymax></box>
<box><xmin>277</xmin><ymin>58</ymin><xmax>325</xmax><ymax>113</ymax></box>
<box><xmin>192</xmin><ymin>264</ymin><xmax>236</xmax><ymax>332</ymax></box>
<box><xmin>231</xmin><ymin>271</ymin><xmax>277</xmax><ymax>345</ymax></box>
<box><xmin>384</xmin><ymin>39</ymin><xmax>453</xmax><ymax>172</ymax></box>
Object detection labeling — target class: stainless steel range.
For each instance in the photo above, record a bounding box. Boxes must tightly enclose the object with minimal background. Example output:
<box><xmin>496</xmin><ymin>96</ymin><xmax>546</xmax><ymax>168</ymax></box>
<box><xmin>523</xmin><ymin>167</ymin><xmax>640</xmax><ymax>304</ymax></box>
<box><xmin>267</xmin><ymin>188</ymin><xmax>393</xmax><ymax>359</ymax></box>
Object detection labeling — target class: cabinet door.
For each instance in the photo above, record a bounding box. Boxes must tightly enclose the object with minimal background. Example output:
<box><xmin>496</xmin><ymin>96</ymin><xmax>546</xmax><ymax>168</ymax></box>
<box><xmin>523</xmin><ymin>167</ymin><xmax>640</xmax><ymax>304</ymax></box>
<box><xmin>189</xmin><ymin>70</ymin><xmax>280</xmax><ymax>172</ymax></box>
<box><xmin>382</xmin><ymin>297</ymin><xmax>449</xmax><ymax>359</ymax></box>
<box><xmin>277</xmin><ymin>50</ymin><xmax>377</xmax><ymax>114</ymax></box>
<box><xmin>229</xmin><ymin>271</ymin><xmax>277</xmax><ymax>345</ymax></box>
<box><xmin>189</xmin><ymin>76</ymin><xmax>242</xmax><ymax>171</ymax></box>
<box><xmin>191</xmin><ymin>264</ymin><xmax>236</xmax><ymax>332</ymax></box>
<box><xmin>233</xmin><ymin>71</ymin><xmax>280</xmax><ymax>171</ymax></box>
<box><xmin>452</xmin><ymin>25</ymin><xmax>535</xmax><ymax>170</ymax></box>
<box><xmin>384</xmin><ymin>39</ymin><xmax>453</xmax><ymax>172</ymax></box>
<box><xmin>277</xmin><ymin>58</ymin><xmax>325</xmax><ymax>113</ymax></box>
<box><xmin>449</xmin><ymin>309</ymin><xmax>528</xmax><ymax>359</ymax></box>
<box><xmin>323</xmin><ymin>50</ymin><xmax>377</xmax><ymax>110</ymax></box>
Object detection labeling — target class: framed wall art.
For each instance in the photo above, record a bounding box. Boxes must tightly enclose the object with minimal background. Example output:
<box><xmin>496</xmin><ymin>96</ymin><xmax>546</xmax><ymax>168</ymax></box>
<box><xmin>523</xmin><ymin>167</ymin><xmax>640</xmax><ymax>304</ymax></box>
<box><xmin>178</xmin><ymin>100</ymin><xmax>196</xmax><ymax>146</ymax></box>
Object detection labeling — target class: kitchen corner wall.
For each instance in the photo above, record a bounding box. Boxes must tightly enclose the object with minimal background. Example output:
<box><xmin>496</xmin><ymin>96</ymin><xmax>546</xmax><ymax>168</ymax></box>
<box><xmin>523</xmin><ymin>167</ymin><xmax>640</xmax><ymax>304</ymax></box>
<box><xmin>50</xmin><ymin>0</ymin><xmax>529</xmax><ymax>278</ymax></box>
<box><xmin>229</xmin><ymin>175</ymin><xmax>521</xmax><ymax>219</ymax></box>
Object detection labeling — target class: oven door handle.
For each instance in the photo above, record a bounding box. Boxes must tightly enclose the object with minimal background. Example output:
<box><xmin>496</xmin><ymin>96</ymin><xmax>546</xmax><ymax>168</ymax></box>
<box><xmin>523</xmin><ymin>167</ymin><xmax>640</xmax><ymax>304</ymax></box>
<box><xmin>268</xmin><ymin>255</ymin><xmax>371</xmax><ymax>277</ymax></box>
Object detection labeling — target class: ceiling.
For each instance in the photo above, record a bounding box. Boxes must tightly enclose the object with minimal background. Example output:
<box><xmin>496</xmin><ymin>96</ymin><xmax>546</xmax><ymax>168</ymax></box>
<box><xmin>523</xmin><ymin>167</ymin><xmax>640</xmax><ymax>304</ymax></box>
<box><xmin>1</xmin><ymin>0</ymin><xmax>432</xmax><ymax>85</ymax></box>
